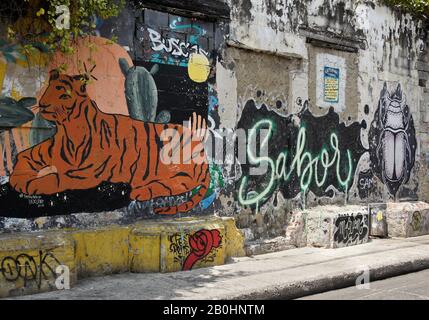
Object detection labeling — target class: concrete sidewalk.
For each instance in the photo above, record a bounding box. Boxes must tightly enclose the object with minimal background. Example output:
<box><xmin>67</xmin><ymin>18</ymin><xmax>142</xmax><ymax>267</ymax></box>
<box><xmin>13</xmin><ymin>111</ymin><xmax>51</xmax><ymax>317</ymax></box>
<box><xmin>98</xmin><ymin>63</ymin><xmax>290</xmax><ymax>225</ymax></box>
<box><xmin>8</xmin><ymin>235</ymin><xmax>429</xmax><ymax>300</ymax></box>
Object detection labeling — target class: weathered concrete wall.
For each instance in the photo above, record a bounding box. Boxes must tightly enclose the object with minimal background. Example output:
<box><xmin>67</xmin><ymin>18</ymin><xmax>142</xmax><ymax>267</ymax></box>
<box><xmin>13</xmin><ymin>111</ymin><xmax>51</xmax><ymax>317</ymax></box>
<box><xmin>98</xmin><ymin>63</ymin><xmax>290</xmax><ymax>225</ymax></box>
<box><xmin>0</xmin><ymin>0</ymin><xmax>428</xmax><ymax>297</ymax></box>
<box><xmin>217</xmin><ymin>0</ymin><xmax>429</xmax><ymax>246</ymax></box>
<box><xmin>0</xmin><ymin>1</ymin><xmax>242</xmax><ymax>296</ymax></box>
<box><xmin>0</xmin><ymin>217</ymin><xmax>244</xmax><ymax>297</ymax></box>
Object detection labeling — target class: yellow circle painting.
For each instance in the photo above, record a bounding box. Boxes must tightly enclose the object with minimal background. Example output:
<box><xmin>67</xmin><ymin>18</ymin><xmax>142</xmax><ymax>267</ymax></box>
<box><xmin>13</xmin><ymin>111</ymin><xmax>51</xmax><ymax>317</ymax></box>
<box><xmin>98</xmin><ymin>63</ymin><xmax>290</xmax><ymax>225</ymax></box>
<box><xmin>188</xmin><ymin>53</ymin><xmax>210</xmax><ymax>83</ymax></box>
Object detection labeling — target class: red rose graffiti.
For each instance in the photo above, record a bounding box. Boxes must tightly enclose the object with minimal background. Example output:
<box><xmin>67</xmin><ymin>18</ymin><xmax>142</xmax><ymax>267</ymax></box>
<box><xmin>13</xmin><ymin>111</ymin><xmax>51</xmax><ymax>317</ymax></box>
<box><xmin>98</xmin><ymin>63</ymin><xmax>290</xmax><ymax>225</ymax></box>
<box><xmin>182</xmin><ymin>229</ymin><xmax>221</xmax><ymax>271</ymax></box>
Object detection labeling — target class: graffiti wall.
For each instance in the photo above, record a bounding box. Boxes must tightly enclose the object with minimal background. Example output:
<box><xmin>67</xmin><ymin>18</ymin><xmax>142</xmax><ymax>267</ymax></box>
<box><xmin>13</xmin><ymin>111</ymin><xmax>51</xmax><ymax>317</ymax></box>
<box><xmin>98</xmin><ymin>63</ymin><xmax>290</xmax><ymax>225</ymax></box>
<box><xmin>236</xmin><ymin>100</ymin><xmax>366</xmax><ymax>210</ymax></box>
<box><xmin>222</xmin><ymin>0</ymin><xmax>428</xmax><ymax>244</ymax></box>
<box><xmin>333</xmin><ymin>213</ymin><xmax>369</xmax><ymax>248</ymax></box>
<box><xmin>0</xmin><ymin>0</ymin><xmax>428</xmax><ymax>252</ymax></box>
<box><xmin>0</xmin><ymin>7</ymin><xmax>226</xmax><ymax>219</ymax></box>
<box><xmin>169</xmin><ymin>228</ymin><xmax>222</xmax><ymax>271</ymax></box>
<box><xmin>233</xmin><ymin>80</ymin><xmax>418</xmax><ymax>209</ymax></box>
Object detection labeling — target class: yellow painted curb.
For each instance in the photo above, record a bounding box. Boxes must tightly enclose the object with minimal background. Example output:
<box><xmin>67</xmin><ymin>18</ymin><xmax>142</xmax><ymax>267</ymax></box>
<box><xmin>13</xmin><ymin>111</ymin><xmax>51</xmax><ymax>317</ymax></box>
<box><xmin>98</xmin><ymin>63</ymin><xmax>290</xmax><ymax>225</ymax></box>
<box><xmin>0</xmin><ymin>216</ymin><xmax>244</xmax><ymax>297</ymax></box>
<box><xmin>0</xmin><ymin>232</ymin><xmax>76</xmax><ymax>298</ymax></box>
<box><xmin>70</xmin><ymin>227</ymin><xmax>130</xmax><ymax>278</ymax></box>
<box><xmin>130</xmin><ymin>217</ymin><xmax>226</xmax><ymax>273</ymax></box>
<box><xmin>221</xmin><ymin>217</ymin><xmax>246</xmax><ymax>259</ymax></box>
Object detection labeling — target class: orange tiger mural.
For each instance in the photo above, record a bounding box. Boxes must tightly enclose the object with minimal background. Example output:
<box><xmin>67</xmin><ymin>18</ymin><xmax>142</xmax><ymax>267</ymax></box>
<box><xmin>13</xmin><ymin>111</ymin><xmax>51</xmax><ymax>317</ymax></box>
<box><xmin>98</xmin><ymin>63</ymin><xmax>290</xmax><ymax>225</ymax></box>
<box><xmin>9</xmin><ymin>70</ymin><xmax>211</xmax><ymax>215</ymax></box>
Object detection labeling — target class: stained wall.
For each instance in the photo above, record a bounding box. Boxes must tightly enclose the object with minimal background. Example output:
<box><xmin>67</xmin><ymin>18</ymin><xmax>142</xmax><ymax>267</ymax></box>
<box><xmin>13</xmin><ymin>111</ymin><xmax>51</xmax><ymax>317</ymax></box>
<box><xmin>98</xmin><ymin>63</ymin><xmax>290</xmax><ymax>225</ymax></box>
<box><xmin>0</xmin><ymin>0</ymin><xmax>428</xmax><ymax>252</ymax></box>
<box><xmin>217</xmin><ymin>0</ymin><xmax>429</xmax><ymax>244</ymax></box>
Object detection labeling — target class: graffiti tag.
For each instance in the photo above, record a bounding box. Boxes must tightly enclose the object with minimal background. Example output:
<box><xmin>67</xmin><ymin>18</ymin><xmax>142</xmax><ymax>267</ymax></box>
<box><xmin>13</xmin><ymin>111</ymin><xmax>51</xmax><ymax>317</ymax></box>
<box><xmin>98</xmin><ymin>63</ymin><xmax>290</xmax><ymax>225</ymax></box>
<box><xmin>0</xmin><ymin>250</ymin><xmax>62</xmax><ymax>289</ymax></box>
<box><xmin>169</xmin><ymin>229</ymin><xmax>221</xmax><ymax>271</ymax></box>
<box><xmin>145</xmin><ymin>27</ymin><xmax>209</xmax><ymax>59</ymax></box>
<box><xmin>238</xmin><ymin>123</ymin><xmax>353</xmax><ymax>207</ymax></box>
<box><xmin>333</xmin><ymin>213</ymin><xmax>369</xmax><ymax>247</ymax></box>
<box><xmin>236</xmin><ymin>101</ymin><xmax>366</xmax><ymax>209</ymax></box>
<box><xmin>357</xmin><ymin>170</ymin><xmax>376</xmax><ymax>199</ymax></box>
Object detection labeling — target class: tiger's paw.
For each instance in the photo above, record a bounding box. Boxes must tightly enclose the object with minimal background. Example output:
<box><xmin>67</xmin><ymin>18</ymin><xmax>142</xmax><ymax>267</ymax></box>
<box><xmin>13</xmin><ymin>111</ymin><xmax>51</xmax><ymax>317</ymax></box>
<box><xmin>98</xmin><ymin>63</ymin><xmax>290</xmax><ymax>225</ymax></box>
<box><xmin>9</xmin><ymin>175</ymin><xmax>29</xmax><ymax>194</ymax></box>
<box><xmin>26</xmin><ymin>174</ymin><xmax>60</xmax><ymax>195</ymax></box>
<box><xmin>37</xmin><ymin>166</ymin><xmax>58</xmax><ymax>178</ymax></box>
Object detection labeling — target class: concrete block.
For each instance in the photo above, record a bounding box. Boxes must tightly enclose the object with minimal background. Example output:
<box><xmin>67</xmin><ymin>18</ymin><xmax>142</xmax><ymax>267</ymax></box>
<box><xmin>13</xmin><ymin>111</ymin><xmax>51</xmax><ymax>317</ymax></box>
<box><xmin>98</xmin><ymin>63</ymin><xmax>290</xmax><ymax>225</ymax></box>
<box><xmin>285</xmin><ymin>211</ymin><xmax>307</xmax><ymax>248</ymax></box>
<box><xmin>130</xmin><ymin>216</ymin><xmax>238</xmax><ymax>272</ymax></box>
<box><xmin>0</xmin><ymin>216</ymin><xmax>245</xmax><ymax>297</ymax></box>
<box><xmin>368</xmin><ymin>203</ymin><xmax>388</xmax><ymax>237</ymax></box>
<box><xmin>386</xmin><ymin>202</ymin><xmax>429</xmax><ymax>238</ymax></box>
<box><xmin>70</xmin><ymin>227</ymin><xmax>130</xmax><ymax>277</ymax></box>
<box><xmin>0</xmin><ymin>232</ymin><xmax>77</xmax><ymax>298</ymax></box>
<box><xmin>129</xmin><ymin>231</ymin><xmax>161</xmax><ymax>273</ymax></box>
<box><xmin>304</xmin><ymin>205</ymin><xmax>369</xmax><ymax>248</ymax></box>
<box><xmin>221</xmin><ymin>217</ymin><xmax>246</xmax><ymax>259</ymax></box>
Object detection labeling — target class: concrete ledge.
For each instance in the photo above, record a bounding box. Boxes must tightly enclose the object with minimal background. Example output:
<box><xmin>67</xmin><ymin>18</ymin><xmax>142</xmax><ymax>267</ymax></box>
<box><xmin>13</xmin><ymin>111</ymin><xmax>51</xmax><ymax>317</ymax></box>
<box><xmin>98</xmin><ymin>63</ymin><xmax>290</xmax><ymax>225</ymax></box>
<box><xmin>10</xmin><ymin>235</ymin><xmax>429</xmax><ymax>300</ymax></box>
<box><xmin>0</xmin><ymin>216</ymin><xmax>245</xmax><ymax>298</ymax></box>
<box><xmin>128</xmin><ymin>216</ymin><xmax>245</xmax><ymax>273</ymax></box>
<box><xmin>0</xmin><ymin>232</ymin><xmax>77</xmax><ymax>298</ymax></box>
<box><xmin>130</xmin><ymin>217</ymin><xmax>226</xmax><ymax>273</ymax></box>
<box><xmin>71</xmin><ymin>227</ymin><xmax>130</xmax><ymax>278</ymax></box>
<box><xmin>304</xmin><ymin>205</ymin><xmax>369</xmax><ymax>248</ymax></box>
<box><xmin>233</xmin><ymin>239</ymin><xmax>429</xmax><ymax>300</ymax></box>
<box><xmin>237</xmin><ymin>258</ymin><xmax>429</xmax><ymax>300</ymax></box>
<box><xmin>387</xmin><ymin>202</ymin><xmax>429</xmax><ymax>238</ymax></box>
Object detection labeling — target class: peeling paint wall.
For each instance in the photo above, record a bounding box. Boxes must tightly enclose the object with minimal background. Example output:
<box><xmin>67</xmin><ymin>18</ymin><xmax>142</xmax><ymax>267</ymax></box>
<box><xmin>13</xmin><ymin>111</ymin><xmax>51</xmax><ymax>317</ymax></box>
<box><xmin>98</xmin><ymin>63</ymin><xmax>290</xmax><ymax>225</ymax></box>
<box><xmin>0</xmin><ymin>0</ymin><xmax>428</xmax><ymax>254</ymax></box>
<box><xmin>220</xmin><ymin>0</ymin><xmax>429</xmax><ymax>245</ymax></box>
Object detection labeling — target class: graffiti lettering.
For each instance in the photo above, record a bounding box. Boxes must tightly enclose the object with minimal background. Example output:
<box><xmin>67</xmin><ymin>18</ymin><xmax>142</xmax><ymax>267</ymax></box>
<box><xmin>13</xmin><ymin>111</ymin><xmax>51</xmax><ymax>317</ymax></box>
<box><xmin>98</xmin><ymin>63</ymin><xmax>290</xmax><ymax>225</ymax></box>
<box><xmin>0</xmin><ymin>250</ymin><xmax>62</xmax><ymax>289</ymax></box>
<box><xmin>236</xmin><ymin>101</ymin><xmax>366</xmax><ymax>208</ymax></box>
<box><xmin>359</xmin><ymin>177</ymin><xmax>374</xmax><ymax>191</ymax></box>
<box><xmin>333</xmin><ymin>213</ymin><xmax>369</xmax><ymax>247</ymax></box>
<box><xmin>238</xmin><ymin>123</ymin><xmax>353</xmax><ymax>207</ymax></box>
<box><xmin>146</xmin><ymin>27</ymin><xmax>209</xmax><ymax>59</ymax></box>
<box><xmin>357</xmin><ymin>169</ymin><xmax>376</xmax><ymax>199</ymax></box>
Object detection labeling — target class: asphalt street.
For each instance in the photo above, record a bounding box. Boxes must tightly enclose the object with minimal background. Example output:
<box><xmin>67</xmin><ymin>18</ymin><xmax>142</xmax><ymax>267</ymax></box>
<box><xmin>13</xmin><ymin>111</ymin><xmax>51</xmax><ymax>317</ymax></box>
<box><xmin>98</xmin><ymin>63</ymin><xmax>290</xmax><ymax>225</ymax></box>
<box><xmin>299</xmin><ymin>269</ymin><xmax>429</xmax><ymax>300</ymax></box>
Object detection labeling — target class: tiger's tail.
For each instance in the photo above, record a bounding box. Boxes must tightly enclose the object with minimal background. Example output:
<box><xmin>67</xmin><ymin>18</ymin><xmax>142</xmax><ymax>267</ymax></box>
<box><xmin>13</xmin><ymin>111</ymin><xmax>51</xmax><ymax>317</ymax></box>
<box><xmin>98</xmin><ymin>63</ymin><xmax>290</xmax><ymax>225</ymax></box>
<box><xmin>154</xmin><ymin>162</ymin><xmax>211</xmax><ymax>215</ymax></box>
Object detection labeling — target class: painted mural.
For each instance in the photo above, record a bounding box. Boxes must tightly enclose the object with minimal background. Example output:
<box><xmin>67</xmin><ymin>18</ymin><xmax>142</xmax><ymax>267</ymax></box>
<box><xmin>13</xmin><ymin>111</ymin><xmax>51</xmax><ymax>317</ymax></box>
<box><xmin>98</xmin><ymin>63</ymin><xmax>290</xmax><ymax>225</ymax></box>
<box><xmin>135</xmin><ymin>9</ymin><xmax>225</xmax><ymax>212</ymax></box>
<box><xmin>9</xmin><ymin>69</ymin><xmax>210</xmax><ymax>215</ymax></box>
<box><xmin>369</xmin><ymin>83</ymin><xmax>417</xmax><ymax>197</ymax></box>
<box><xmin>237</xmin><ymin>100</ymin><xmax>367</xmax><ymax>209</ymax></box>
<box><xmin>0</xmin><ymin>97</ymin><xmax>37</xmax><ymax>179</ymax></box>
<box><xmin>135</xmin><ymin>9</ymin><xmax>215</xmax><ymax>124</ymax></box>
<box><xmin>0</xmin><ymin>5</ymin><xmax>420</xmax><ymax>221</ymax></box>
<box><xmin>236</xmin><ymin>79</ymin><xmax>419</xmax><ymax>211</ymax></box>
<box><xmin>0</xmin><ymin>9</ymin><xmax>222</xmax><ymax>218</ymax></box>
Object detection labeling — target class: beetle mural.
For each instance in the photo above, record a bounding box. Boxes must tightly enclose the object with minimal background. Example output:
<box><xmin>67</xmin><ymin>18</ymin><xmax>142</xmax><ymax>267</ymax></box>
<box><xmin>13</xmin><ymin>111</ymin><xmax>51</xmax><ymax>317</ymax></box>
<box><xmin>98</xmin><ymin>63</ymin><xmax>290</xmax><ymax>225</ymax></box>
<box><xmin>369</xmin><ymin>83</ymin><xmax>417</xmax><ymax>197</ymax></box>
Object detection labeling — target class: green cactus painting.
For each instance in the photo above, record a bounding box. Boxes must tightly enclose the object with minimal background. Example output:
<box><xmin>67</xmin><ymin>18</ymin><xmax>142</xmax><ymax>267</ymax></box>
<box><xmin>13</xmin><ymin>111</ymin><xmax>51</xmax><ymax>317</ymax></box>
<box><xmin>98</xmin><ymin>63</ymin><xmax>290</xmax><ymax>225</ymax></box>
<box><xmin>119</xmin><ymin>58</ymin><xmax>170</xmax><ymax>123</ymax></box>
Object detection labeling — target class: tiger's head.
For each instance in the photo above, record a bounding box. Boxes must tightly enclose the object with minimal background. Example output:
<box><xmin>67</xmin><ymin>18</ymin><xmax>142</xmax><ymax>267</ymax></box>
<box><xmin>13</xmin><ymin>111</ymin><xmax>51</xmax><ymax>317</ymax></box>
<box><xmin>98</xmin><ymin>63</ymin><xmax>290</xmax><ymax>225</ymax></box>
<box><xmin>39</xmin><ymin>69</ymin><xmax>89</xmax><ymax>124</ymax></box>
